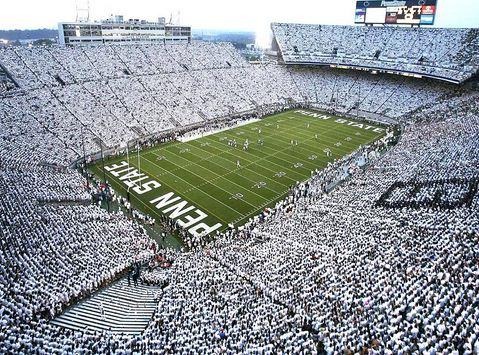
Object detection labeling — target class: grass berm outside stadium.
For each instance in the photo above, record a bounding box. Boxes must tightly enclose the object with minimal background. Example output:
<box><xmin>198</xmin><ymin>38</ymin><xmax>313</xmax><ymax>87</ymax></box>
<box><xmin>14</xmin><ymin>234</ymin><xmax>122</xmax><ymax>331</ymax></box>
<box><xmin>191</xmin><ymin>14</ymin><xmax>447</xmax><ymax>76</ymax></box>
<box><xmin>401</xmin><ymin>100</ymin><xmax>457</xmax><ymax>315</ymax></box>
<box><xmin>90</xmin><ymin>109</ymin><xmax>385</xmax><ymax>239</ymax></box>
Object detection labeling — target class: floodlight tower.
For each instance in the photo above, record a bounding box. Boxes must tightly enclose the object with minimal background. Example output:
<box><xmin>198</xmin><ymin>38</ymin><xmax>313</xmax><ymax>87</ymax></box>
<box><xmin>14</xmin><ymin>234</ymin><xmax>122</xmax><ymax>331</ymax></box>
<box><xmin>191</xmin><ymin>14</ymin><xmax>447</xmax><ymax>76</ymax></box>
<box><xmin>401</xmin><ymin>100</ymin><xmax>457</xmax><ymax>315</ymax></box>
<box><xmin>76</xmin><ymin>0</ymin><xmax>90</xmax><ymax>22</ymax></box>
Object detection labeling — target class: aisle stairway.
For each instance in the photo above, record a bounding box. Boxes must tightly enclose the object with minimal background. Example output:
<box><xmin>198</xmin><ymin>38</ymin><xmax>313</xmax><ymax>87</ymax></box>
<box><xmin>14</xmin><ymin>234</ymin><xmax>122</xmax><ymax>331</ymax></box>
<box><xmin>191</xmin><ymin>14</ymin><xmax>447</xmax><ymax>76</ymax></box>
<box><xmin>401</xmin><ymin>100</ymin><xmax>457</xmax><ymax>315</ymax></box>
<box><xmin>51</xmin><ymin>279</ymin><xmax>160</xmax><ymax>334</ymax></box>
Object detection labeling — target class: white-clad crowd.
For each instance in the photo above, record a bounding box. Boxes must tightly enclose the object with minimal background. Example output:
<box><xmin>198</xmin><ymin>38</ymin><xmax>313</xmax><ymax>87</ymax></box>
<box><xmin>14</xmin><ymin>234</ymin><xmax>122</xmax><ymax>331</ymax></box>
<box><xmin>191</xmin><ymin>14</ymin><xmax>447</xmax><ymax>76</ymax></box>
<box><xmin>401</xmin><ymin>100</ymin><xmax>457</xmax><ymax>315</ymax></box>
<box><xmin>0</xmin><ymin>40</ymin><xmax>478</xmax><ymax>353</ymax></box>
<box><xmin>0</xmin><ymin>164</ymin><xmax>155</xmax><ymax>352</ymax></box>
<box><xmin>272</xmin><ymin>23</ymin><xmax>479</xmax><ymax>83</ymax></box>
<box><xmin>1</xmin><ymin>41</ymin><xmax>467</xmax><ymax>163</ymax></box>
<box><xmin>0</xmin><ymin>72</ymin><xmax>14</xmax><ymax>94</ymax></box>
<box><xmin>209</xmin><ymin>96</ymin><xmax>479</xmax><ymax>353</ymax></box>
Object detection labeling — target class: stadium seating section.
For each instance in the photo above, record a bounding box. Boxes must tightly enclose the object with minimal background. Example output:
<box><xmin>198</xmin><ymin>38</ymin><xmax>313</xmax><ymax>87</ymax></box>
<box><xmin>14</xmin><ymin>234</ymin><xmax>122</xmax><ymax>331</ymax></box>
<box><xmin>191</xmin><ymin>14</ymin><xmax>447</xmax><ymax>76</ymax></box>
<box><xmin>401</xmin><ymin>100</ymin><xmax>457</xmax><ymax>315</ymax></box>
<box><xmin>0</xmin><ymin>40</ymin><xmax>478</xmax><ymax>353</ymax></box>
<box><xmin>272</xmin><ymin>23</ymin><xmax>479</xmax><ymax>83</ymax></box>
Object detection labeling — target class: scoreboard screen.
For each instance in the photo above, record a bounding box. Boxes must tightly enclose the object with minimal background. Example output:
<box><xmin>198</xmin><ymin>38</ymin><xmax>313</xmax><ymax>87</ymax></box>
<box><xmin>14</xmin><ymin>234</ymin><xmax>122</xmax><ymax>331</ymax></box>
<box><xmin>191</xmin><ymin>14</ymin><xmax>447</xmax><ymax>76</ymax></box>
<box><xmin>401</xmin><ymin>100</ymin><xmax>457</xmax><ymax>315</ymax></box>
<box><xmin>355</xmin><ymin>0</ymin><xmax>437</xmax><ymax>25</ymax></box>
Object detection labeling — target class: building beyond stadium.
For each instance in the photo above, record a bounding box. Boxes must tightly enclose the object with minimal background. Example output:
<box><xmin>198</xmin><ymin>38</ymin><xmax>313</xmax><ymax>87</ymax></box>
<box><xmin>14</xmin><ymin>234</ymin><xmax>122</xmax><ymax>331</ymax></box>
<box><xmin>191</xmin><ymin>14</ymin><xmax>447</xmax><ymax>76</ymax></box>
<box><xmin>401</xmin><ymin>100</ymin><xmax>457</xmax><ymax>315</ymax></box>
<box><xmin>58</xmin><ymin>15</ymin><xmax>191</xmax><ymax>46</ymax></box>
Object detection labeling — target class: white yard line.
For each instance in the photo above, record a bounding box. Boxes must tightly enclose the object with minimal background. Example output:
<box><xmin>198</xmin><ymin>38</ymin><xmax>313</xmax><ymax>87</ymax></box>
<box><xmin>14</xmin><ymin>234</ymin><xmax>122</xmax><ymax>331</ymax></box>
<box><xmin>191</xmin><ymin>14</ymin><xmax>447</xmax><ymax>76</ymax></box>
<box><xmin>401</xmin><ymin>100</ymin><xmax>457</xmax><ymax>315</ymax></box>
<box><xmin>202</xmin><ymin>135</ymin><xmax>310</xmax><ymax>177</ymax></box>
<box><xmin>178</xmin><ymin>141</ymin><xmax>290</xmax><ymax>193</ymax></box>
<box><xmin>140</xmin><ymin>154</ymin><xmax>247</xmax><ymax>217</ymax></box>
<box><xmin>162</xmin><ymin>148</ymin><xmax>274</xmax><ymax>203</ymax></box>
<box><xmin>102</xmin><ymin>166</ymin><xmax>230</xmax><ymax>226</ymax></box>
<box><xmin>133</xmin><ymin>112</ymin><xmax>384</xmax><ymax>228</ymax></box>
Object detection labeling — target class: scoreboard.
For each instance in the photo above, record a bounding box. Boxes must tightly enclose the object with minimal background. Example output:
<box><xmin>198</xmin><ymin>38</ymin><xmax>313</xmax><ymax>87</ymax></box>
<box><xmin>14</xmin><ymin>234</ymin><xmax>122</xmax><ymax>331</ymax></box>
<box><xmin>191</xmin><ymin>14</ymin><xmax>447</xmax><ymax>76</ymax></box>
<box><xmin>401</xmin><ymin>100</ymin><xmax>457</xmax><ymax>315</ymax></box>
<box><xmin>355</xmin><ymin>0</ymin><xmax>437</xmax><ymax>25</ymax></box>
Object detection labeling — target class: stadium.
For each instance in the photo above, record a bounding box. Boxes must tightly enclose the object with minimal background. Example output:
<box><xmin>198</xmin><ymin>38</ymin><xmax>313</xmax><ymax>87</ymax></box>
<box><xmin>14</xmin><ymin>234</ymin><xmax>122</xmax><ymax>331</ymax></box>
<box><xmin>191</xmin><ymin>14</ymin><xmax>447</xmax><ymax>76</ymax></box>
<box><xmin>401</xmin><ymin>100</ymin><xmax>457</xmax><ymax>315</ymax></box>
<box><xmin>0</xmin><ymin>0</ymin><xmax>478</xmax><ymax>353</ymax></box>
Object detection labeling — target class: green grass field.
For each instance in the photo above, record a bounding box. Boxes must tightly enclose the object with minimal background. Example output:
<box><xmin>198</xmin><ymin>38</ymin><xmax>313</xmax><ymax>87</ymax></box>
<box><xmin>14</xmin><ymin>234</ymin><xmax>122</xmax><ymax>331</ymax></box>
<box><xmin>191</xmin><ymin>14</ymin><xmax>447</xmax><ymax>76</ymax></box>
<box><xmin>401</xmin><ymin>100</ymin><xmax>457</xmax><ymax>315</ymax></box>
<box><xmin>90</xmin><ymin>109</ymin><xmax>385</xmax><ymax>239</ymax></box>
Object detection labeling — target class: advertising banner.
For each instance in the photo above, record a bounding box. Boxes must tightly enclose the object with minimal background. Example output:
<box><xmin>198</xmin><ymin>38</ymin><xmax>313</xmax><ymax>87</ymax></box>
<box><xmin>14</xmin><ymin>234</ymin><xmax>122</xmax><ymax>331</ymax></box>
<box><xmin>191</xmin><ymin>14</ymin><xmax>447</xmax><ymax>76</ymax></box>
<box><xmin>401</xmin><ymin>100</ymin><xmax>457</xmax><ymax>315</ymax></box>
<box><xmin>355</xmin><ymin>0</ymin><xmax>437</xmax><ymax>25</ymax></box>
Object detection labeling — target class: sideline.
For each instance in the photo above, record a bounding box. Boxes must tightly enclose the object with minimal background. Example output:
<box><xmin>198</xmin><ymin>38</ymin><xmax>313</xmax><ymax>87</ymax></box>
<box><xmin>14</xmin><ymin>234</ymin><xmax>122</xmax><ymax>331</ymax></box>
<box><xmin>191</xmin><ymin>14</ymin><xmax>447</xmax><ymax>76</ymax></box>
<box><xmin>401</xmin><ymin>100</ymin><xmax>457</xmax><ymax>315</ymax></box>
<box><xmin>177</xmin><ymin>118</ymin><xmax>260</xmax><ymax>142</ymax></box>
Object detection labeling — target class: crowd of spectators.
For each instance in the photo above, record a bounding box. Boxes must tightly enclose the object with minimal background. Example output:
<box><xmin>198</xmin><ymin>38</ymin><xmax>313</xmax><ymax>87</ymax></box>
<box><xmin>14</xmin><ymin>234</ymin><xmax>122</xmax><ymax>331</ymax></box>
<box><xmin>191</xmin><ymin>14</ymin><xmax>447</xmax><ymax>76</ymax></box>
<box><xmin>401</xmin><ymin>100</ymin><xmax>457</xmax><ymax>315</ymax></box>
<box><xmin>0</xmin><ymin>41</ymin><xmax>466</xmax><ymax>163</ymax></box>
<box><xmin>0</xmin><ymin>73</ymin><xmax>15</xmax><ymax>95</ymax></box>
<box><xmin>0</xmin><ymin>164</ymin><xmax>155</xmax><ymax>352</ymax></box>
<box><xmin>0</xmin><ymin>40</ymin><xmax>478</xmax><ymax>353</ymax></box>
<box><xmin>272</xmin><ymin>23</ymin><xmax>479</xmax><ymax>83</ymax></box>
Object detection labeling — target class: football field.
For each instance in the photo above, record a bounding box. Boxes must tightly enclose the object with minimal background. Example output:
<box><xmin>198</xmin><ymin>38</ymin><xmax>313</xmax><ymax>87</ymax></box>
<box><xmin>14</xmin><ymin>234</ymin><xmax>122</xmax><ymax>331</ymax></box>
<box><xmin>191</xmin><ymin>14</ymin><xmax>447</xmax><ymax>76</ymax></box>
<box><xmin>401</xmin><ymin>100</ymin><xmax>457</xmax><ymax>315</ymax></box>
<box><xmin>90</xmin><ymin>109</ymin><xmax>385</xmax><ymax>238</ymax></box>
